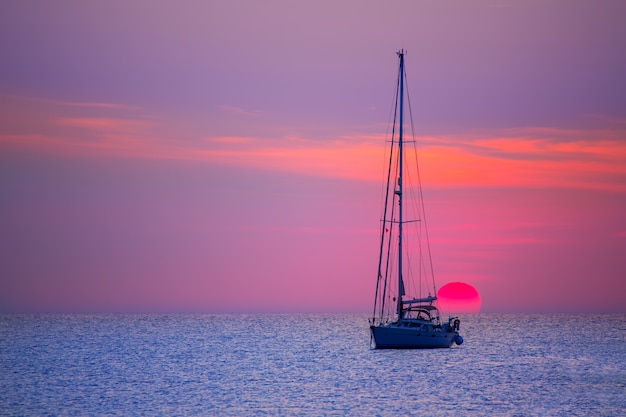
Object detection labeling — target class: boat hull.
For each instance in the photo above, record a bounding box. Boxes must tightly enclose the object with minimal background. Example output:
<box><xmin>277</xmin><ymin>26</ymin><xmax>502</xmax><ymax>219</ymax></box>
<box><xmin>370</xmin><ymin>325</ymin><xmax>459</xmax><ymax>349</ymax></box>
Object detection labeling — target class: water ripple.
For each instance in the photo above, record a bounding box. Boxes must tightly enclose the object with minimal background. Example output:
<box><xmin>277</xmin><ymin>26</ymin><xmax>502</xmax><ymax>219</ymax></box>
<box><xmin>1</xmin><ymin>313</ymin><xmax>624</xmax><ymax>416</ymax></box>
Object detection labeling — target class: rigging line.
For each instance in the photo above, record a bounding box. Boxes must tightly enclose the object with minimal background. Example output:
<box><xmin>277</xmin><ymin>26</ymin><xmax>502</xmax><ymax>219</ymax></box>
<box><xmin>403</xmin><ymin>64</ymin><xmax>419</xmax><ymax>298</ymax></box>
<box><xmin>410</xmin><ymin>117</ymin><xmax>437</xmax><ymax>296</ymax></box>
<box><xmin>404</xmin><ymin>59</ymin><xmax>437</xmax><ymax>298</ymax></box>
<box><xmin>405</xmin><ymin>143</ymin><xmax>426</xmax><ymax>299</ymax></box>
<box><xmin>378</xmin><ymin>52</ymin><xmax>405</xmax><ymax>218</ymax></box>
<box><xmin>373</xmin><ymin>67</ymin><xmax>401</xmax><ymax>323</ymax></box>
<box><xmin>400</xmin><ymin>148</ymin><xmax>423</xmax><ymax>295</ymax></box>
<box><xmin>383</xmin><ymin>156</ymin><xmax>401</xmax><ymax>320</ymax></box>
<box><xmin>379</xmin><ymin>58</ymin><xmax>404</xmax><ymax>322</ymax></box>
<box><xmin>378</xmin><ymin>70</ymin><xmax>401</xmax><ymax>217</ymax></box>
<box><xmin>381</xmin><ymin>154</ymin><xmax>400</xmax><ymax>321</ymax></box>
<box><xmin>416</xmin><ymin>153</ymin><xmax>437</xmax><ymax>294</ymax></box>
<box><xmin>404</xmin><ymin>64</ymin><xmax>417</xmax><ymax>141</ymax></box>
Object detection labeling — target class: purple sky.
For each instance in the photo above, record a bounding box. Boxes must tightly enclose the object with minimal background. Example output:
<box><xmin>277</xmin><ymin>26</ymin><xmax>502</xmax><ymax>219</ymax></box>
<box><xmin>1</xmin><ymin>1</ymin><xmax>625</xmax><ymax>313</ymax></box>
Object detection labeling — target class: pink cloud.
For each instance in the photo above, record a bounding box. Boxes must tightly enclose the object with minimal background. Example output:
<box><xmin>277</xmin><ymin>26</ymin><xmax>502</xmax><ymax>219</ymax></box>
<box><xmin>0</xmin><ymin>93</ymin><xmax>138</xmax><ymax>110</ymax></box>
<box><xmin>217</xmin><ymin>104</ymin><xmax>264</xmax><ymax>117</ymax></box>
<box><xmin>57</xmin><ymin>117</ymin><xmax>153</xmax><ymax>131</ymax></box>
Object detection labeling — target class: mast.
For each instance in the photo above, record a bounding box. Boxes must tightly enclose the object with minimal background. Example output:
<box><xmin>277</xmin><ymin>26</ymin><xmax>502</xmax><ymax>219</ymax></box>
<box><xmin>396</xmin><ymin>49</ymin><xmax>405</xmax><ymax>320</ymax></box>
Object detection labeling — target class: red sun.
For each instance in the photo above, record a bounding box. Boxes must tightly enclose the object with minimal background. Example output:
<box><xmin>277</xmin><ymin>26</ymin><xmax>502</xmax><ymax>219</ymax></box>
<box><xmin>437</xmin><ymin>282</ymin><xmax>482</xmax><ymax>313</ymax></box>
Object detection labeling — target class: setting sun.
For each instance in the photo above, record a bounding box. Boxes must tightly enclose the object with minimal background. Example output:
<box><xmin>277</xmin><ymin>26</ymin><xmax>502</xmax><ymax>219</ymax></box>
<box><xmin>437</xmin><ymin>282</ymin><xmax>482</xmax><ymax>314</ymax></box>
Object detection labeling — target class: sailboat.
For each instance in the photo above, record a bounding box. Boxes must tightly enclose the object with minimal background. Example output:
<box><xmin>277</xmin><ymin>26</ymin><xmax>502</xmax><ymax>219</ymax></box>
<box><xmin>369</xmin><ymin>50</ymin><xmax>464</xmax><ymax>349</ymax></box>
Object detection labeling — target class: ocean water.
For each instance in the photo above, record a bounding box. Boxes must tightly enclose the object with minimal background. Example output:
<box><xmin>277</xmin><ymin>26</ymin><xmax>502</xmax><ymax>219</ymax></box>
<box><xmin>1</xmin><ymin>314</ymin><xmax>624</xmax><ymax>416</ymax></box>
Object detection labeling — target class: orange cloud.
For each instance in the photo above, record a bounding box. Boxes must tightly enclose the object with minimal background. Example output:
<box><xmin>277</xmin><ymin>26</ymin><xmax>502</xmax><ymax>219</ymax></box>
<box><xmin>3</xmin><ymin>125</ymin><xmax>625</xmax><ymax>192</ymax></box>
<box><xmin>413</xmin><ymin>130</ymin><xmax>626</xmax><ymax>192</ymax></box>
<box><xmin>194</xmin><ymin>137</ymin><xmax>383</xmax><ymax>181</ymax></box>
<box><xmin>2</xmin><ymin>93</ymin><xmax>625</xmax><ymax>191</ymax></box>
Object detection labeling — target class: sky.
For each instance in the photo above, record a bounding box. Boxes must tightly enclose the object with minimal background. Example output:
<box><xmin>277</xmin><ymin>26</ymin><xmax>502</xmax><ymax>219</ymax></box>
<box><xmin>1</xmin><ymin>0</ymin><xmax>625</xmax><ymax>313</ymax></box>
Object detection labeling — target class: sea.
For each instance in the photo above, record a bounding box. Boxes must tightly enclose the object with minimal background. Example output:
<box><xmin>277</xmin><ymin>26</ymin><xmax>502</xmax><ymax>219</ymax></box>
<box><xmin>1</xmin><ymin>313</ymin><xmax>624</xmax><ymax>416</ymax></box>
